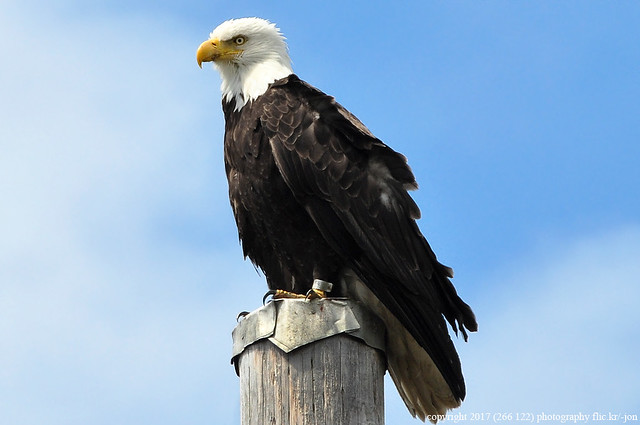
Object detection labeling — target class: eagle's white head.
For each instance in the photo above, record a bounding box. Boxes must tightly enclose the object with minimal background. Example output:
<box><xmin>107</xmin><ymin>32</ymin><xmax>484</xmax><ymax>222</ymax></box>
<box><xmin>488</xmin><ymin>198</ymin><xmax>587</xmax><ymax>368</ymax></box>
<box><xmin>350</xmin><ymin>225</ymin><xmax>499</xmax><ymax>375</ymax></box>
<box><xmin>197</xmin><ymin>18</ymin><xmax>293</xmax><ymax>110</ymax></box>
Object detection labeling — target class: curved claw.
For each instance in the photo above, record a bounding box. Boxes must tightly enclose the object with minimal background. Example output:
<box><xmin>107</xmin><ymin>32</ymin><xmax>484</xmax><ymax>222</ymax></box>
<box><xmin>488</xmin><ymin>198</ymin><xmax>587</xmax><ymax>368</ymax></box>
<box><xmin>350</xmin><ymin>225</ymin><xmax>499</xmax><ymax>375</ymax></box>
<box><xmin>305</xmin><ymin>288</ymin><xmax>327</xmax><ymax>300</ymax></box>
<box><xmin>263</xmin><ymin>289</ymin><xmax>277</xmax><ymax>305</ymax></box>
<box><xmin>236</xmin><ymin>311</ymin><xmax>250</xmax><ymax>322</ymax></box>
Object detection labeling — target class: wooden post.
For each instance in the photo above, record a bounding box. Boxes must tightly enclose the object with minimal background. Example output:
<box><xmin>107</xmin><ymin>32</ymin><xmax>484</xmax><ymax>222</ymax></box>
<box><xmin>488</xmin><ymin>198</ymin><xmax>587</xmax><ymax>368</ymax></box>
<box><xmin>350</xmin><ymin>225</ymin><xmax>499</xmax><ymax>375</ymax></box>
<box><xmin>232</xmin><ymin>299</ymin><xmax>386</xmax><ymax>425</ymax></box>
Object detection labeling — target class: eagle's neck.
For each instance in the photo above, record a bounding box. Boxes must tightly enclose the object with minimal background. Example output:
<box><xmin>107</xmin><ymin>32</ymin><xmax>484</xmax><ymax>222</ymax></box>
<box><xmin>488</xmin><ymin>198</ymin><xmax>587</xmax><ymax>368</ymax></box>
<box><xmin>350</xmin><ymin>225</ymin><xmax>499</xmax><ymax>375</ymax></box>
<box><xmin>217</xmin><ymin>58</ymin><xmax>292</xmax><ymax>111</ymax></box>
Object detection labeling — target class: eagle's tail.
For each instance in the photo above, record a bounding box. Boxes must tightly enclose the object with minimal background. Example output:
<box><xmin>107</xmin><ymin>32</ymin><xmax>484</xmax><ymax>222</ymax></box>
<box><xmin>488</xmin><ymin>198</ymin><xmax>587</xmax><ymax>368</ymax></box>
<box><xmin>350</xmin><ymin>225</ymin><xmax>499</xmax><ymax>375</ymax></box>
<box><xmin>386</xmin><ymin>320</ymin><xmax>461</xmax><ymax>423</ymax></box>
<box><xmin>344</xmin><ymin>270</ymin><xmax>461</xmax><ymax>423</ymax></box>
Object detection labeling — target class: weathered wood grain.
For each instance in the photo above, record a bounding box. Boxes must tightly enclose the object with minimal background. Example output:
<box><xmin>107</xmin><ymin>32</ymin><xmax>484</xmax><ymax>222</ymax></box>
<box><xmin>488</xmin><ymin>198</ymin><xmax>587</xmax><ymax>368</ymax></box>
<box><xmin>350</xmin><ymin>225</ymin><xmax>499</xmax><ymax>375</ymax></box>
<box><xmin>238</xmin><ymin>335</ymin><xmax>385</xmax><ymax>425</ymax></box>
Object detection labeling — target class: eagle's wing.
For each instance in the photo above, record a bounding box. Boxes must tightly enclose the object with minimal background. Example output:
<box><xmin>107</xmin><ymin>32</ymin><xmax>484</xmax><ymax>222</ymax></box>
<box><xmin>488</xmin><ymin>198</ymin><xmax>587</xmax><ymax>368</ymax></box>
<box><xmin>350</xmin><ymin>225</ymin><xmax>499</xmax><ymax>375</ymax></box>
<box><xmin>259</xmin><ymin>75</ymin><xmax>477</xmax><ymax>401</ymax></box>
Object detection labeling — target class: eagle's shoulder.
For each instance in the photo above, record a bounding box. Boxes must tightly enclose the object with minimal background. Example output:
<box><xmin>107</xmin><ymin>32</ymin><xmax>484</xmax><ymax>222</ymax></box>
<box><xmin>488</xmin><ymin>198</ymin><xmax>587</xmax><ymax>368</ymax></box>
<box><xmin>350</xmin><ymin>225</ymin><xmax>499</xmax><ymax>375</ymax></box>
<box><xmin>261</xmin><ymin>74</ymin><xmax>379</xmax><ymax>145</ymax></box>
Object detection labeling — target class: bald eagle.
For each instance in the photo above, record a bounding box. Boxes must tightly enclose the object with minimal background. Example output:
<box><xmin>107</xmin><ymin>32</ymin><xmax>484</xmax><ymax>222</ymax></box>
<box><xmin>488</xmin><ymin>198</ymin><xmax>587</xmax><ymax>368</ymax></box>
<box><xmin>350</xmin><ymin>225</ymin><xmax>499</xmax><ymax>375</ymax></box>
<box><xmin>197</xmin><ymin>18</ymin><xmax>477</xmax><ymax>421</ymax></box>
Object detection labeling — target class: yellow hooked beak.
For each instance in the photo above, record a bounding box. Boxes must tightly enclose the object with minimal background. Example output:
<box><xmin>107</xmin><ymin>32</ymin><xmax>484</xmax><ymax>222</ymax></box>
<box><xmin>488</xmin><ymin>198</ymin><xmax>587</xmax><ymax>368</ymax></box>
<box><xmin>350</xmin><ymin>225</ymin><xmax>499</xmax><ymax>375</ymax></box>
<box><xmin>196</xmin><ymin>38</ymin><xmax>241</xmax><ymax>68</ymax></box>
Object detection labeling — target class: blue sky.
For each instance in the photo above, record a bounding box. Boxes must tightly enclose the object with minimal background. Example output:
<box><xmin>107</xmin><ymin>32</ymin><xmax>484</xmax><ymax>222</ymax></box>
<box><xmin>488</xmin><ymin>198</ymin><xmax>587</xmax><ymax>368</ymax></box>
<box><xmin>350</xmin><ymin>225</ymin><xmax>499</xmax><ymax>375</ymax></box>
<box><xmin>1</xmin><ymin>1</ymin><xmax>639</xmax><ymax>424</ymax></box>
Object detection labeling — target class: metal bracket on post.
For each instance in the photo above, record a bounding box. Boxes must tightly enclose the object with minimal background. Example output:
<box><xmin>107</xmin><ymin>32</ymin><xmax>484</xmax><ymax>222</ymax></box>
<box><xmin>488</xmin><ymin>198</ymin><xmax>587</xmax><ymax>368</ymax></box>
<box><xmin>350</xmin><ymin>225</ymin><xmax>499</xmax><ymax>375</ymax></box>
<box><xmin>231</xmin><ymin>298</ymin><xmax>386</xmax><ymax>368</ymax></box>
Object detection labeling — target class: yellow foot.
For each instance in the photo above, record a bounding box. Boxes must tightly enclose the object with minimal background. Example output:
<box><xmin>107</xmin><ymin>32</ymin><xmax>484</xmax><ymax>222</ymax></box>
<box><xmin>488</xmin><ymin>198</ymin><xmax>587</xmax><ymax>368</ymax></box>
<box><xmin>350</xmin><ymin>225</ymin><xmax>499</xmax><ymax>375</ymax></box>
<box><xmin>262</xmin><ymin>289</ymin><xmax>306</xmax><ymax>304</ymax></box>
<box><xmin>273</xmin><ymin>289</ymin><xmax>308</xmax><ymax>299</ymax></box>
<box><xmin>305</xmin><ymin>288</ymin><xmax>327</xmax><ymax>300</ymax></box>
<box><xmin>262</xmin><ymin>279</ymin><xmax>334</xmax><ymax>304</ymax></box>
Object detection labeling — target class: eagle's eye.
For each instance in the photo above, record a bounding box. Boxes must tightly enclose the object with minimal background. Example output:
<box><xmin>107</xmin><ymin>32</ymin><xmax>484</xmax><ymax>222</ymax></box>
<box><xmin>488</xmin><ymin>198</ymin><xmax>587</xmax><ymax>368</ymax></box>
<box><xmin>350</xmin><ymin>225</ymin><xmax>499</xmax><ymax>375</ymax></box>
<box><xmin>233</xmin><ymin>36</ymin><xmax>246</xmax><ymax>45</ymax></box>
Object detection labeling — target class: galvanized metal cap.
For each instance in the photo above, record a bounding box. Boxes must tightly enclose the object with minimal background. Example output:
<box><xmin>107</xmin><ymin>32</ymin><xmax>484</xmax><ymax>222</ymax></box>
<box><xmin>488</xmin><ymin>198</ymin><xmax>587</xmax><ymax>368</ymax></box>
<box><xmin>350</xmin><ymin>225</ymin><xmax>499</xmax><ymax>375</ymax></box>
<box><xmin>231</xmin><ymin>298</ymin><xmax>386</xmax><ymax>371</ymax></box>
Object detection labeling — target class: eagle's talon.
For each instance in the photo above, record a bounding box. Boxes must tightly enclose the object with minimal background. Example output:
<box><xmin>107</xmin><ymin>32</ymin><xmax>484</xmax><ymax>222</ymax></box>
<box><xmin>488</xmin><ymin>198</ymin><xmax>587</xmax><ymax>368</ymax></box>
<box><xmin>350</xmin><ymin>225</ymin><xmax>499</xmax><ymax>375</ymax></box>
<box><xmin>264</xmin><ymin>289</ymin><xmax>308</xmax><ymax>303</ymax></box>
<box><xmin>305</xmin><ymin>288</ymin><xmax>327</xmax><ymax>300</ymax></box>
<box><xmin>236</xmin><ymin>311</ymin><xmax>250</xmax><ymax>321</ymax></box>
<box><xmin>262</xmin><ymin>290</ymin><xmax>277</xmax><ymax>305</ymax></box>
<box><xmin>305</xmin><ymin>279</ymin><xmax>333</xmax><ymax>300</ymax></box>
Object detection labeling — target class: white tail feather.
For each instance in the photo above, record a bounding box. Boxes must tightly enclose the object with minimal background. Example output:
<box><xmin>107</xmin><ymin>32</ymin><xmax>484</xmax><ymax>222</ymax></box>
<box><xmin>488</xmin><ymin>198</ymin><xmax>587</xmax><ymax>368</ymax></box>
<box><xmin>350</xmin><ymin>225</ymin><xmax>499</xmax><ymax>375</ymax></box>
<box><xmin>344</xmin><ymin>270</ymin><xmax>460</xmax><ymax>423</ymax></box>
